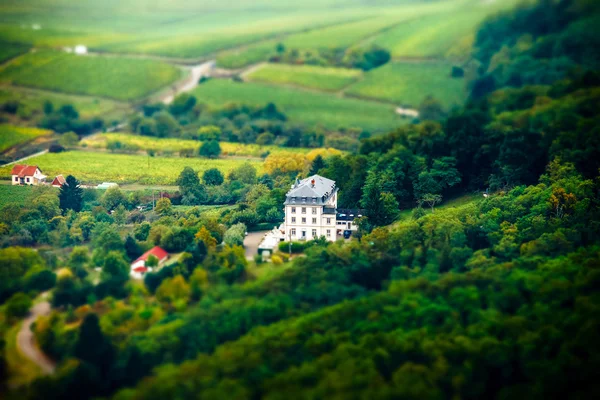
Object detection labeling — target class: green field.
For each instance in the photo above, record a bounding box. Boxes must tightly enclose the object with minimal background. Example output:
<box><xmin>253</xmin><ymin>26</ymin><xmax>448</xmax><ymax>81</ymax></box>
<box><xmin>0</xmin><ymin>87</ymin><xmax>131</xmax><ymax>120</ymax></box>
<box><xmin>0</xmin><ymin>124</ymin><xmax>52</xmax><ymax>152</ymax></box>
<box><xmin>345</xmin><ymin>62</ymin><xmax>466</xmax><ymax>108</ymax></box>
<box><xmin>0</xmin><ymin>50</ymin><xmax>182</xmax><ymax>101</ymax></box>
<box><xmin>217</xmin><ymin>41</ymin><xmax>278</xmax><ymax>69</ymax></box>
<box><xmin>0</xmin><ymin>43</ymin><xmax>29</xmax><ymax>63</ymax></box>
<box><xmin>246</xmin><ymin>63</ymin><xmax>362</xmax><ymax>91</ymax></box>
<box><xmin>0</xmin><ymin>184</ymin><xmax>35</xmax><ymax>208</ymax></box>
<box><xmin>81</xmin><ymin>133</ymin><xmax>312</xmax><ymax>157</ymax></box>
<box><xmin>0</xmin><ymin>150</ymin><xmax>263</xmax><ymax>185</ymax></box>
<box><xmin>192</xmin><ymin>79</ymin><xmax>402</xmax><ymax>132</ymax></box>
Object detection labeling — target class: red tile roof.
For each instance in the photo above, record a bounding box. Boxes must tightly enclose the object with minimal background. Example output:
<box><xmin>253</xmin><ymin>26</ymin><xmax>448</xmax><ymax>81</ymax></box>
<box><xmin>52</xmin><ymin>175</ymin><xmax>66</xmax><ymax>186</ymax></box>
<box><xmin>135</xmin><ymin>246</ymin><xmax>169</xmax><ymax>264</ymax></box>
<box><xmin>11</xmin><ymin>164</ymin><xmax>41</xmax><ymax>178</ymax></box>
<box><xmin>133</xmin><ymin>266</ymin><xmax>148</xmax><ymax>273</ymax></box>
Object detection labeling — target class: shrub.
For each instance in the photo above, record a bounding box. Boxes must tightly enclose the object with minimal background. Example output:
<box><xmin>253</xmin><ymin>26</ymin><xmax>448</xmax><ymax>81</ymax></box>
<box><xmin>49</xmin><ymin>144</ymin><xmax>65</xmax><ymax>153</ymax></box>
<box><xmin>5</xmin><ymin>292</ymin><xmax>32</xmax><ymax>319</ymax></box>
<box><xmin>271</xmin><ymin>254</ymin><xmax>283</xmax><ymax>265</ymax></box>
<box><xmin>278</xmin><ymin>241</ymin><xmax>307</xmax><ymax>254</ymax></box>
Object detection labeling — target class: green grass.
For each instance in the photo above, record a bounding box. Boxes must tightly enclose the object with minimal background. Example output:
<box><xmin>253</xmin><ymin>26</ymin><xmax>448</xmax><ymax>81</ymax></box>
<box><xmin>246</xmin><ymin>63</ymin><xmax>362</xmax><ymax>92</ymax></box>
<box><xmin>192</xmin><ymin>79</ymin><xmax>402</xmax><ymax>132</ymax></box>
<box><xmin>0</xmin><ymin>50</ymin><xmax>182</xmax><ymax>101</ymax></box>
<box><xmin>345</xmin><ymin>62</ymin><xmax>466</xmax><ymax>108</ymax></box>
<box><xmin>0</xmin><ymin>87</ymin><xmax>131</xmax><ymax>120</ymax></box>
<box><xmin>0</xmin><ymin>150</ymin><xmax>263</xmax><ymax>185</ymax></box>
<box><xmin>0</xmin><ymin>124</ymin><xmax>52</xmax><ymax>152</ymax></box>
<box><xmin>0</xmin><ymin>184</ymin><xmax>35</xmax><ymax>208</ymax></box>
<box><xmin>396</xmin><ymin>193</ymin><xmax>480</xmax><ymax>222</ymax></box>
<box><xmin>217</xmin><ymin>41</ymin><xmax>278</xmax><ymax>69</ymax></box>
<box><xmin>0</xmin><ymin>43</ymin><xmax>29</xmax><ymax>63</ymax></box>
<box><xmin>81</xmin><ymin>133</ymin><xmax>312</xmax><ymax>157</ymax></box>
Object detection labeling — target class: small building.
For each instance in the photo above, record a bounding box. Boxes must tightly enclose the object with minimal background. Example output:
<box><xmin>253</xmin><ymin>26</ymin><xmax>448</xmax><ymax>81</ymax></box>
<box><xmin>130</xmin><ymin>246</ymin><xmax>169</xmax><ymax>279</ymax></box>
<box><xmin>51</xmin><ymin>174</ymin><xmax>66</xmax><ymax>188</ymax></box>
<box><xmin>11</xmin><ymin>164</ymin><xmax>46</xmax><ymax>186</ymax></box>
<box><xmin>97</xmin><ymin>182</ymin><xmax>118</xmax><ymax>190</ymax></box>
<box><xmin>74</xmin><ymin>45</ymin><xmax>88</xmax><ymax>55</ymax></box>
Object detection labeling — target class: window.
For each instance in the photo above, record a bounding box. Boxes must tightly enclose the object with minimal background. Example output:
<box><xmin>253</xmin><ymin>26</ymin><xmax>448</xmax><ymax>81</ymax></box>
<box><xmin>312</xmin><ymin>197</ymin><xmax>316</xmax><ymax>204</ymax></box>
<box><xmin>14</xmin><ymin>177</ymin><xmax>17</xmax><ymax>182</ymax></box>
<box><xmin>326</xmin><ymin>218</ymin><xmax>331</xmax><ymax>224</ymax></box>
<box><xmin>26</xmin><ymin>178</ymin><xmax>30</xmax><ymax>182</ymax></box>
<box><xmin>291</xmin><ymin>228</ymin><xmax>296</xmax><ymax>236</ymax></box>
<box><xmin>302</xmin><ymin>197</ymin><xmax>307</xmax><ymax>203</ymax></box>
<box><xmin>301</xmin><ymin>207</ymin><xmax>306</xmax><ymax>214</ymax></box>
<box><xmin>291</xmin><ymin>217</ymin><xmax>296</xmax><ymax>223</ymax></box>
<box><xmin>302</xmin><ymin>217</ymin><xmax>306</xmax><ymax>224</ymax></box>
<box><xmin>312</xmin><ymin>229</ymin><xmax>317</xmax><ymax>237</ymax></box>
<box><xmin>312</xmin><ymin>208</ymin><xmax>317</xmax><ymax>214</ymax></box>
<box><xmin>291</xmin><ymin>207</ymin><xmax>296</xmax><ymax>213</ymax></box>
<box><xmin>312</xmin><ymin>218</ymin><xmax>317</xmax><ymax>224</ymax></box>
<box><xmin>326</xmin><ymin>229</ymin><xmax>331</xmax><ymax>237</ymax></box>
<box><xmin>292</xmin><ymin>197</ymin><xmax>296</xmax><ymax>203</ymax></box>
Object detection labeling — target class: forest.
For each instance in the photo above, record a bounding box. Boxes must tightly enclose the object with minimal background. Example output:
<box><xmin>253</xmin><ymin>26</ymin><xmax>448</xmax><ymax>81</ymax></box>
<box><xmin>0</xmin><ymin>0</ymin><xmax>599</xmax><ymax>398</ymax></box>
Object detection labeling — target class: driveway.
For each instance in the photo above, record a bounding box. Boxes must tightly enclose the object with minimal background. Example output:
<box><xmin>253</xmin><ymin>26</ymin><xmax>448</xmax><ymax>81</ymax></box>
<box><xmin>16</xmin><ymin>293</ymin><xmax>56</xmax><ymax>375</ymax></box>
<box><xmin>244</xmin><ymin>230</ymin><xmax>269</xmax><ymax>260</ymax></box>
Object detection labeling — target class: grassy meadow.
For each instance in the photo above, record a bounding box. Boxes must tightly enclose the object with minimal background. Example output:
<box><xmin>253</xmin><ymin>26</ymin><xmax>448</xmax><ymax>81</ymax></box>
<box><xmin>81</xmin><ymin>133</ymin><xmax>312</xmax><ymax>157</ymax></box>
<box><xmin>345</xmin><ymin>62</ymin><xmax>466</xmax><ymax>108</ymax></box>
<box><xmin>192</xmin><ymin>79</ymin><xmax>402</xmax><ymax>132</ymax></box>
<box><xmin>0</xmin><ymin>150</ymin><xmax>263</xmax><ymax>185</ymax></box>
<box><xmin>216</xmin><ymin>41</ymin><xmax>278</xmax><ymax>69</ymax></box>
<box><xmin>246</xmin><ymin>63</ymin><xmax>362</xmax><ymax>91</ymax></box>
<box><xmin>0</xmin><ymin>124</ymin><xmax>52</xmax><ymax>152</ymax></box>
<box><xmin>0</xmin><ymin>50</ymin><xmax>182</xmax><ymax>101</ymax></box>
<box><xmin>0</xmin><ymin>184</ymin><xmax>36</xmax><ymax>208</ymax></box>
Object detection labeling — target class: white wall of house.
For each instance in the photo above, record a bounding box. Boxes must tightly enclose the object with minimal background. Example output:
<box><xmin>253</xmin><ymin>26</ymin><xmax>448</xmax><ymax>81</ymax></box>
<box><xmin>284</xmin><ymin>203</ymin><xmax>338</xmax><ymax>242</ymax></box>
<box><xmin>12</xmin><ymin>168</ymin><xmax>46</xmax><ymax>186</ymax></box>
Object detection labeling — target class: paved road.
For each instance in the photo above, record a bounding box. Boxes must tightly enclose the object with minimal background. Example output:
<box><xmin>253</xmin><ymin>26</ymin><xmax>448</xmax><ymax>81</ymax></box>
<box><xmin>17</xmin><ymin>294</ymin><xmax>56</xmax><ymax>375</ymax></box>
<box><xmin>244</xmin><ymin>230</ymin><xmax>270</xmax><ymax>260</ymax></box>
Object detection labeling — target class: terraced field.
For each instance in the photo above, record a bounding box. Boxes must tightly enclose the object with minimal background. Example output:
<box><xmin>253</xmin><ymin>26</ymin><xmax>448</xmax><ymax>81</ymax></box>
<box><xmin>0</xmin><ymin>150</ymin><xmax>263</xmax><ymax>185</ymax></box>
<box><xmin>0</xmin><ymin>50</ymin><xmax>182</xmax><ymax>101</ymax></box>
<box><xmin>345</xmin><ymin>62</ymin><xmax>466</xmax><ymax>108</ymax></box>
<box><xmin>246</xmin><ymin>64</ymin><xmax>362</xmax><ymax>91</ymax></box>
<box><xmin>0</xmin><ymin>87</ymin><xmax>131</xmax><ymax>120</ymax></box>
<box><xmin>192</xmin><ymin>79</ymin><xmax>402</xmax><ymax>132</ymax></box>
<box><xmin>0</xmin><ymin>124</ymin><xmax>52</xmax><ymax>152</ymax></box>
<box><xmin>82</xmin><ymin>133</ymin><xmax>312</xmax><ymax>157</ymax></box>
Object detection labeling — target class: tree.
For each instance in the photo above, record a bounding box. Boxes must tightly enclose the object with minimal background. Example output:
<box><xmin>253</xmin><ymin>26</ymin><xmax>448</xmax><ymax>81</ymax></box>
<box><xmin>146</xmin><ymin>254</ymin><xmax>159</xmax><ymax>268</ymax></box>
<box><xmin>224</xmin><ymin>223</ymin><xmax>247</xmax><ymax>246</ymax></box>
<box><xmin>199</xmin><ymin>140</ymin><xmax>221</xmax><ymax>158</ymax></box>
<box><xmin>197</xmin><ymin>125</ymin><xmax>222</xmax><ymax>141</ymax></box>
<box><xmin>420</xmin><ymin>193</ymin><xmax>442</xmax><ymax>213</ymax></box>
<box><xmin>418</xmin><ymin>96</ymin><xmax>445</xmax><ymax>121</ymax></box>
<box><xmin>360</xmin><ymin>171</ymin><xmax>399</xmax><ymax>226</ymax></box>
<box><xmin>5</xmin><ymin>293</ymin><xmax>32</xmax><ymax>319</ymax></box>
<box><xmin>59</xmin><ymin>175</ymin><xmax>83</xmax><ymax>213</ymax></box>
<box><xmin>113</xmin><ymin>204</ymin><xmax>127</xmax><ymax>225</ymax></box>
<box><xmin>124</xmin><ymin>235</ymin><xmax>143</xmax><ymax>260</ymax></box>
<box><xmin>70</xmin><ymin>246</ymin><xmax>89</xmax><ymax>267</ymax></box>
<box><xmin>156</xmin><ymin>275</ymin><xmax>190</xmax><ymax>306</ymax></box>
<box><xmin>101</xmin><ymin>187</ymin><xmax>127</xmax><ymax>211</ymax></box>
<box><xmin>154</xmin><ymin>111</ymin><xmax>179</xmax><ymax>137</ymax></box>
<box><xmin>228</xmin><ymin>163</ymin><xmax>257</xmax><ymax>184</ymax></box>
<box><xmin>74</xmin><ymin>314</ymin><xmax>114</xmax><ymax>375</ymax></box>
<box><xmin>58</xmin><ymin>131</ymin><xmax>79</xmax><ymax>148</ymax></box>
<box><xmin>203</xmin><ymin>168</ymin><xmax>224</xmax><ymax>186</ymax></box>
<box><xmin>309</xmin><ymin>154</ymin><xmax>326</xmax><ymax>176</ymax></box>
<box><xmin>276</xmin><ymin>42</ymin><xmax>286</xmax><ymax>54</ymax></box>
<box><xmin>155</xmin><ymin>198</ymin><xmax>172</xmax><ymax>215</ymax></box>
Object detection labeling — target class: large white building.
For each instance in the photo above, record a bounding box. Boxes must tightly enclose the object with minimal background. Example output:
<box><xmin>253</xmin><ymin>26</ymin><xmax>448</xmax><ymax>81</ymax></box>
<box><xmin>283</xmin><ymin>175</ymin><xmax>361</xmax><ymax>242</ymax></box>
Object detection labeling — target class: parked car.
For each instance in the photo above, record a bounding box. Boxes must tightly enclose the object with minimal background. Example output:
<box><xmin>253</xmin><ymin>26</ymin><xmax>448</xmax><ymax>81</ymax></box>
<box><xmin>343</xmin><ymin>230</ymin><xmax>352</xmax><ymax>239</ymax></box>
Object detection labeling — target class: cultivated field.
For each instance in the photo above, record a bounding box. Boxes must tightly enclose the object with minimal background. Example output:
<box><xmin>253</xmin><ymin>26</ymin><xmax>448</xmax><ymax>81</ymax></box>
<box><xmin>0</xmin><ymin>184</ymin><xmax>36</xmax><ymax>208</ymax></box>
<box><xmin>192</xmin><ymin>80</ymin><xmax>402</xmax><ymax>132</ymax></box>
<box><xmin>345</xmin><ymin>62</ymin><xmax>466</xmax><ymax>108</ymax></box>
<box><xmin>0</xmin><ymin>124</ymin><xmax>52</xmax><ymax>153</ymax></box>
<box><xmin>0</xmin><ymin>50</ymin><xmax>182</xmax><ymax>101</ymax></box>
<box><xmin>0</xmin><ymin>87</ymin><xmax>131</xmax><ymax>120</ymax></box>
<box><xmin>246</xmin><ymin>64</ymin><xmax>362</xmax><ymax>91</ymax></box>
<box><xmin>81</xmin><ymin>133</ymin><xmax>312</xmax><ymax>157</ymax></box>
<box><xmin>0</xmin><ymin>150</ymin><xmax>263</xmax><ymax>185</ymax></box>
<box><xmin>216</xmin><ymin>41</ymin><xmax>278</xmax><ymax>69</ymax></box>
<box><xmin>0</xmin><ymin>44</ymin><xmax>29</xmax><ymax>63</ymax></box>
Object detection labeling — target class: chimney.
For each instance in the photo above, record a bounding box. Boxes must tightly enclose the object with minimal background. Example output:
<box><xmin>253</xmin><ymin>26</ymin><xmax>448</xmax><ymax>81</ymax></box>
<box><xmin>311</xmin><ymin>179</ymin><xmax>315</xmax><ymax>187</ymax></box>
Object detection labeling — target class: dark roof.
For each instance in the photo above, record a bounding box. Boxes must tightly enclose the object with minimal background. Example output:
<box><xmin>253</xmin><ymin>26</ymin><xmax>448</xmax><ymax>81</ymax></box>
<box><xmin>285</xmin><ymin>175</ymin><xmax>337</xmax><ymax>205</ymax></box>
<box><xmin>336</xmin><ymin>209</ymin><xmax>364</xmax><ymax>221</ymax></box>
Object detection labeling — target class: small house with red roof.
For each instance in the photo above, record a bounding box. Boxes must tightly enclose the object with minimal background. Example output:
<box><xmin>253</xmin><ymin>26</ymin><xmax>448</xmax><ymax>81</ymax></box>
<box><xmin>130</xmin><ymin>246</ymin><xmax>169</xmax><ymax>279</ymax></box>
<box><xmin>51</xmin><ymin>175</ymin><xmax>66</xmax><ymax>188</ymax></box>
<box><xmin>11</xmin><ymin>164</ymin><xmax>46</xmax><ymax>186</ymax></box>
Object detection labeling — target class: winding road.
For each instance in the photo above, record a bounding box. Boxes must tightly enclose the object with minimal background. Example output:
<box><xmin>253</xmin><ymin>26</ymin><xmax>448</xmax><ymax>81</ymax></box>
<box><xmin>16</xmin><ymin>293</ymin><xmax>56</xmax><ymax>375</ymax></box>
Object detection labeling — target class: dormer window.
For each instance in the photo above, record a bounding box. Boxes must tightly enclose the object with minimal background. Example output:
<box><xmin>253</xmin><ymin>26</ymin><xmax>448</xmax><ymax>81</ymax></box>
<box><xmin>302</xmin><ymin>197</ymin><xmax>307</xmax><ymax>203</ymax></box>
<box><xmin>312</xmin><ymin>197</ymin><xmax>316</xmax><ymax>204</ymax></box>
<box><xmin>291</xmin><ymin>197</ymin><xmax>296</xmax><ymax>203</ymax></box>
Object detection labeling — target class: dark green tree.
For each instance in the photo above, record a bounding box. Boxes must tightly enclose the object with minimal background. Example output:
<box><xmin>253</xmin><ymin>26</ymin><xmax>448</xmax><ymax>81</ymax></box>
<box><xmin>309</xmin><ymin>155</ymin><xmax>326</xmax><ymax>176</ymax></box>
<box><xmin>74</xmin><ymin>313</ymin><xmax>114</xmax><ymax>376</ymax></box>
<box><xmin>199</xmin><ymin>140</ymin><xmax>221</xmax><ymax>158</ymax></box>
<box><xmin>203</xmin><ymin>168</ymin><xmax>224</xmax><ymax>186</ymax></box>
<box><xmin>59</xmin><ymin>175</ymin><xmax>83</xmax><ymax>213</ymax></box>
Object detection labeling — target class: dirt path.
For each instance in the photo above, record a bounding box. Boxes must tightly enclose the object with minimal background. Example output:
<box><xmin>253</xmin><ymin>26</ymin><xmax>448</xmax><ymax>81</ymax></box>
<box><xmin>17</xmin><ymin>293</ymin><xmax>56</xmax><ymax>375</ymax></box>
<box><xmin>161</xmin><ymin>60</ymin><xmax>215</xmax><ymax>104</ymax></box>
<box><xmin>2</xmin><ymin>150</ymin><xmax>48</xmax><ymax>167</ymax></box>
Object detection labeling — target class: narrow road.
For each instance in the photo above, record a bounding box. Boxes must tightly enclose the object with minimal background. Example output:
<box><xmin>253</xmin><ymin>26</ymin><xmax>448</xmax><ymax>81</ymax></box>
<box><xmin>162</xmin><ymin>60</ymin><xmax>215</xmax><ymax>104</ymax></box>
<box><xmin>16</xmin><ymin>294</ymin><xmax>56</xmax><ymax>375</ymax></box>
<box><xmin>244</xmin><ymin>230</ymin><xmax>270</xmax><ymax>260</ymax></box>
